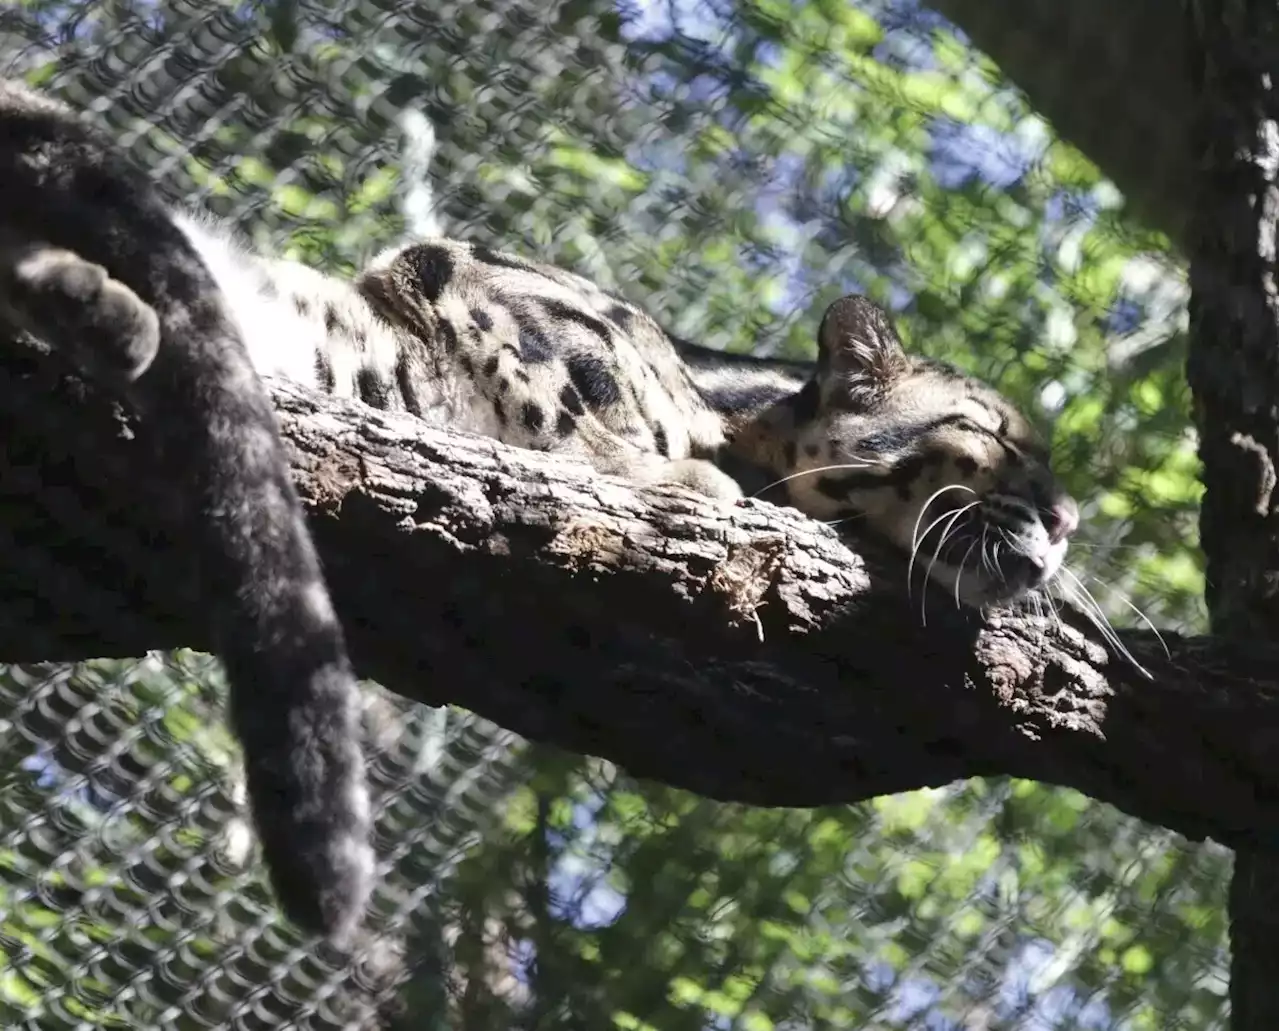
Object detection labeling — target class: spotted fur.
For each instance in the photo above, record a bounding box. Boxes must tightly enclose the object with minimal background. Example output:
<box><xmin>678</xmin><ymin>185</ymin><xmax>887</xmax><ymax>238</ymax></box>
<box><xmin>0</xmin><ymin>80</ymin><xmax>374</xmax><ymax>946</ymax></box>
<box><xmin>713</xmin><ymin>298</ymin><xmax>1079</xmax><ymax>605</ymax></box>
<box><xmin>179</xmin><ymin>228</ymin><xmax>1078</xmax><ymax>609</ymax></box>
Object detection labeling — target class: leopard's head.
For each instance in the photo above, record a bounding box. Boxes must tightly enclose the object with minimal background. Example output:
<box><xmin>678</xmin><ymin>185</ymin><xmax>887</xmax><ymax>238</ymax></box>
<box><xmin>779</xmin><ymin>296</ymin><xmax>1077</xmax><ymax>608</ymax></box>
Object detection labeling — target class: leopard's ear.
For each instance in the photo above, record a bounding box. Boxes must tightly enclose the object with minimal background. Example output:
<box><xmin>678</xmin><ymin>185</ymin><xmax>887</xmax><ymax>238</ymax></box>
<box><xmin>815</xmin><ymin>295</ymin><xmax>910</xmax><ymax>410</ymax></box>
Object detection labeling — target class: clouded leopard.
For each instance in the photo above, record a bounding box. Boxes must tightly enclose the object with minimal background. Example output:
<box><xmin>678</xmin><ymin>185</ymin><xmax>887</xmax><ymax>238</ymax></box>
<box><xmin>213</xmin><ymin>227</ymin><xmax>1078</xmax><ymax>608</ymax></box>
<box><xmin>0</xmin><ymin>79</ymin><xmax>1078</xmax><ymax>943</ymax></box>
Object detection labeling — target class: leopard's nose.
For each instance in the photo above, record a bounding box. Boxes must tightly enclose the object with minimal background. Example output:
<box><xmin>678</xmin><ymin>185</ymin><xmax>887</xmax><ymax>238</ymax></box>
<box><xmin>1044</xmin><ymin>497</ymin><xmax>1079</xmax><ymax>544</ymax></box>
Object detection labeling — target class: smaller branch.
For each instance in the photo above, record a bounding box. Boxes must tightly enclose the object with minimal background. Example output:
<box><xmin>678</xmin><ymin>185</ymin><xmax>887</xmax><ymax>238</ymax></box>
<box><xmin>0</xmin><ymin>370</ymin><xmax>1273</xmax><ymax>852</ymax></box>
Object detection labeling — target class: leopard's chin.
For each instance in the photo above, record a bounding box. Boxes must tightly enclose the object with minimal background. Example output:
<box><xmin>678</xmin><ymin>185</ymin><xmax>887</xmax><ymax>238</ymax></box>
<box><xmin>925</xmin><ymin>555</ymin><xmax>1060</xmax><ymax>611</ymax></box>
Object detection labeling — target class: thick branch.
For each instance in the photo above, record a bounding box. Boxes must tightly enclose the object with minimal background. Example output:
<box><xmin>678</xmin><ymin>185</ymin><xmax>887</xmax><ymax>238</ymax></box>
<box><xmin>0</xmin><ymin>364</ymin><xmax>1272</xmax><ymax>852</ymax></box>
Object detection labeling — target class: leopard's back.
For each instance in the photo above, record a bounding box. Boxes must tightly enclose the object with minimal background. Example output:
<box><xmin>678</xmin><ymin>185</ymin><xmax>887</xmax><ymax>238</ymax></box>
<box><xmin>206</xmin><ymin>225</ymin><xmax>1079</xmax><ymax>608</ymax></box>
<box><xmin>193</xmin><ymin>226</ymin><xmax>746</xmax><ymax>498</ymax></box>
<box><xmin>360</xmin><ymin>241</ymin><xmax>731</xmax><ymax>468</ymax></box>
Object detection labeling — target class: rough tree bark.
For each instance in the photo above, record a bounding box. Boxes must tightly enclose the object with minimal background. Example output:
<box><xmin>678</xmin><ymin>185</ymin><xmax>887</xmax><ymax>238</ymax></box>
<box><xmin>1183</xmin><ymin>1</ymin><xmax>1278</xmax><ymax>1029</ymax></box>
<box><xmin>0</xmin><ymin>359</ymin><xmax>1273</xmax><ymax>854</ymax></box>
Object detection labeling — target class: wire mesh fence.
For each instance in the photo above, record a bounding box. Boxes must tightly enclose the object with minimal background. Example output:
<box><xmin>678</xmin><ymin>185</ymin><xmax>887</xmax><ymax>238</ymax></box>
<box><xmin>0</xmin><ymin>0</ymin><xmax>1229</xmax><ymax>1028</ymax></box>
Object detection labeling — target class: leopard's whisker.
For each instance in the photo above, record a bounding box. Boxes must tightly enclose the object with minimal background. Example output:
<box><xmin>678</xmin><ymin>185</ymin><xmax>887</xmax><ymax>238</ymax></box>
<box><xmin>910</xmin><ymin>484</ymin><xmax>978</xmax><ymax>552</ymax></box>
<box><xmin>979</xmin><ymin>526</ymin><xmax>997</xmax><ymax>581</ymax></box>
<box><xmin>749</xmin><ymin>461</ymin><xmax>887</xmax><ymax>499</ymax></box>
<box><xmin>823</xmin><ymin>512</ymin><xmax>867</xmax><ymax>527</ymax></box>
<box><xmin>907</xmin><ymin>485</ymin><xmax>978</xmax><ymax>590</ymax></box>
<box><xmin>1056</xmin><ymin>569</ymin><xmax>1153</xmax><ymax>679</ymax></box>
<box><xmin>1029</xmin><ymin>590</ymin><xmax>1044</xmax><ymax>623</ymax></box>
<box><xmin>1085</xmin><ymin>573</ymin><xmax>1170</xmax><ymax>659</ymax></box>
<box><xmin>907</xmin><ymin>497</ymin><xmax>978</xmax><ymax>603</ymax></box>
<box><xmin>920</xmin><ymin>503</ymin><xmax>977</xmax><ymax>626</ymax></box>
<box><xmin>954</xmin><ymin>538</ymin><xmax>980</xmax><ymax>609</ymax></box>
<box><xmin>1047</xmin><ymin>583</ymin><xmax>1066</xmax><ymax>634</ymax></box>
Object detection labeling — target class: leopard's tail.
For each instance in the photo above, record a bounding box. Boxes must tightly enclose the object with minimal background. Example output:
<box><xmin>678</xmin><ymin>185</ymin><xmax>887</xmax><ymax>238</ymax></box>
<box><xmin>0</xmin><ymin>82</ymin><xmax>374</xmax><ymax>945</ymax></box>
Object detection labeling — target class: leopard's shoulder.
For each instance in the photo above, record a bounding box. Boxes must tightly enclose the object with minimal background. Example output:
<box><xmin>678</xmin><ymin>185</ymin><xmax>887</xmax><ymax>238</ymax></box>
<box><xmin>356</xmin><ymin>238</ymin><xmax>741</xmax><ymax>496</ymax></box>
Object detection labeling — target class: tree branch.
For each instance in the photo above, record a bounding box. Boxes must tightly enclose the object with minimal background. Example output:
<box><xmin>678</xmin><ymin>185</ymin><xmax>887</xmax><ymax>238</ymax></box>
<box><xmin>0</xmin><ymin>361</ymin><xmax>1273</xmax><ymax>853</ymax></box>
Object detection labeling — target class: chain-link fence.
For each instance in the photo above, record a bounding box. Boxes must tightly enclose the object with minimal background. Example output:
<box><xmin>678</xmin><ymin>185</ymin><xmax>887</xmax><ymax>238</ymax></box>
<box><xmin>0</xmin><ymin>1</ymin><xmax>1229</xmax><ymax>1028</ymax></box>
